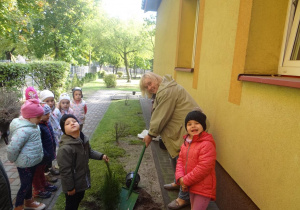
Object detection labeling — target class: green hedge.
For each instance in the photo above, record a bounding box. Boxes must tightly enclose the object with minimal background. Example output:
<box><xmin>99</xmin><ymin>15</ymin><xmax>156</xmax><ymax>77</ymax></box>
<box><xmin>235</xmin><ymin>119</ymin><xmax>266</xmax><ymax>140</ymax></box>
<box><xmin>0</xmin><ymin>63</ymin><xmax>30</xmax><ymax>89</ymax></box>
<box><xmin>29</xmin><ymin>61</ymin><xmax>70</xmax><ymax>99</ymax></box>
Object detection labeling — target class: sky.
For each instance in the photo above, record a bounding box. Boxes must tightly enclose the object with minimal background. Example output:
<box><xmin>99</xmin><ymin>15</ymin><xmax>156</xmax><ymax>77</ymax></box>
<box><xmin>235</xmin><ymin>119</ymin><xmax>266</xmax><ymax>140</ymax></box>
<box><xmin>101</xmin><ymin>0</ymin><xmax>156</xmax><ymax>21</ymax></box>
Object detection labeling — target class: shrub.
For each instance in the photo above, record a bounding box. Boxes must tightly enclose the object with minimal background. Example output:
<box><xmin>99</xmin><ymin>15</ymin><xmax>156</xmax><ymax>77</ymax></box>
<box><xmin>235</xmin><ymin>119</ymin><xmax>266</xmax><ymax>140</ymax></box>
<box><xmin>103</xmin><ymin>74</ymin><xmax>117</xmax><ymax>88</ymax></box>
<box><xmin>0</xmin><ymin>88</ymin><xmax>22</xmax><ymax>144</ymax></box>
<box><xmin>71</xmin><ymin>74</ymin><xmax>80</xmax><ymax>89</ymax></box>
<box><xmin>116</xmin><ymin>71</ymin><xmax>123</xmax><ymax>78</ymax></box>
<box><xmin>29</xmin><ymin>61</ymin><xmax>70</xmax><ymax>100</ymax></box>
<box><xmin>97</xmin><ymin>70</ymin><xmax>106</xmax><ymax>78</ymax></box>
<box><xmin>99</xmin><ymin>162</ymin><xmax>121</xmax><ymax>210</ymax></box>
<box><xmin>0</xmin><ymin>63</ymin><xmax>30</xmax><ymax>88</ymax></box>
<box><xmin>84</xmin><ymin>72</ymin><xmax>97</xmax><ymax>83</ymax></box>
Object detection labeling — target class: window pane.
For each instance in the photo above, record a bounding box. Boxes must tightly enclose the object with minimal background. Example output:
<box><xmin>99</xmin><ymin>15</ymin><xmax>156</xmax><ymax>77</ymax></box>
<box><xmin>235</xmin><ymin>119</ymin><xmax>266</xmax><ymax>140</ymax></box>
<box><xmin>291</xmin><ymin>22</ymin><xmax>300</xmax><ymax>60</ymax></box>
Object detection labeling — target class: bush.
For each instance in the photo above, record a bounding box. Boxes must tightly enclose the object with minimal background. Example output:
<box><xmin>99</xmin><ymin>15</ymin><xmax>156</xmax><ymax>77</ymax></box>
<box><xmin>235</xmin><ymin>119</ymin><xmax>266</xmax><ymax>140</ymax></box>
<box><xmin>99</xmin><ymin>162</ymin><xmax>121</xmax><ymax>210</ymax></box>
<box><xmin>103</xmin><ymin>74</ymin><xmax>117</xmax><ymax>88</ymax></box>
<box><xmin>30</xmin><ymin>61</ymin><xmax>70</xmax><ymax>100</ymax></box>
<box><xmin>0</xmin><ymin>63</ymin><xmax>30</xmax><ymax>88</ymax></box>
<box><xmin>97</xmin><ymin>70</ymin><xmax>106</xmax><ymax>78</ymax></box>
<box><xmin>0</xmin><ymin>88</ymin><xmax>22</xmax><ymax>144</ymax></box>
<box><xmin>84</xmin><ymin>72</ymin><xmax>97</xmax><ymax>83</ymax></box>
<box><xmin>71</xmin><ymin>74</ymin><xmax>80</xmax><ymax>89</ymax></box>
<box><xmin>116</xmin><ymin>71</ymin><xmax>123</xmax><ymax>78</ymax></box>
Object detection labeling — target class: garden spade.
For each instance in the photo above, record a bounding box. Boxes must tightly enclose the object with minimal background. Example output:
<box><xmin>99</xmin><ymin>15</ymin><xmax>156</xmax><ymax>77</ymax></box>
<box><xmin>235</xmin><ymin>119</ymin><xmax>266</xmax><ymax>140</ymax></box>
<box><xmin>118</xmin><ymin>144</ymin><xmax>146</xmax><ymax>210</ymax></box>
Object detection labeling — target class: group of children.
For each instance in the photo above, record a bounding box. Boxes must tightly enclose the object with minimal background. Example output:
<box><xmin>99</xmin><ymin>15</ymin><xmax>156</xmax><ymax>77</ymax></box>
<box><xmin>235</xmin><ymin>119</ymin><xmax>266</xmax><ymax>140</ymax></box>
<box><xmin>6</xmin><ymin>85</ymin><xmax>216</xmax><ymax>210</ymax></box>
<box><xmin>6</xmin><ymin>86</ymin><xmax>108</xmax><ymax>210</ymax></box>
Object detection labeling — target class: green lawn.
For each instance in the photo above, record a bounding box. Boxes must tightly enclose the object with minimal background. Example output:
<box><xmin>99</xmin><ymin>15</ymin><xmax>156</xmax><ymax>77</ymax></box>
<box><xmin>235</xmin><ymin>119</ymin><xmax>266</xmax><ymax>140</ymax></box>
<box><xmin>82</xmin><ymin>78</ymin><xmax>140</xmax><ymax>98</ymax></box>
<box><xmin>53</xmin><ymin>99</ymin><xmax>146</xmax><ymax>210</ymax></box>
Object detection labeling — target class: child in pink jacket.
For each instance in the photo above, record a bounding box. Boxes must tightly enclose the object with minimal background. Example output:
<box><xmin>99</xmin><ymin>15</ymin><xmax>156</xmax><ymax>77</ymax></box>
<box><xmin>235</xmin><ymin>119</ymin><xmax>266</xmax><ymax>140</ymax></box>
<box><xmin>175</xmin><ymin>110</ymin><xmax>216</xmax><ymax>210</ymax></box>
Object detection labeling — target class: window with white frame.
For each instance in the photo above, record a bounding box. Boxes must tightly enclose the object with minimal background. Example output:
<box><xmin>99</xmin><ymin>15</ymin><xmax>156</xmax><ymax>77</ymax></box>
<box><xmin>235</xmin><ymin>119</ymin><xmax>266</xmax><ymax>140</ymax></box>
<box><xmin>280</xmin><ymin>0</ymin><xmax>300</xmax><ymax>76</ymax></box>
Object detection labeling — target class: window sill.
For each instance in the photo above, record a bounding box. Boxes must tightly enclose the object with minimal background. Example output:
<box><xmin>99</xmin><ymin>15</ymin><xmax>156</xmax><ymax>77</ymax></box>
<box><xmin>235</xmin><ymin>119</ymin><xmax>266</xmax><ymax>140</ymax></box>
<box><xmin>174</xmin><ymin>67</ymin><xmax>194</xmax><ymax>73</ymax></box>
<box><xmin>238</xmin><ymin>74</ymin><xmax>300</xmax><ymax>88</ymax></box>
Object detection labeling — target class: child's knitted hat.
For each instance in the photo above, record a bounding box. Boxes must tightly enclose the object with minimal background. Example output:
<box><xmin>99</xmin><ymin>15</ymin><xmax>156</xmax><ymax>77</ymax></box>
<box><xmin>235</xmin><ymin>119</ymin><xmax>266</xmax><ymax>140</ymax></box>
<box><xmin>39</xmin><ymin>90</ymin><xmax>54</xmax><ymax>102</ymax></box>
<box><xmin>25</xmin><ymin>86</ymin><xmax>39</xmax><ymax>101</ymax></box>
<box><xmin>40</xmin><ymin>103</ymin><xmax>51</xmax><ymax>115</ymax></box>
<box><xmin>21</xmin><ymin>99</ymin><xmax>44</xmax><ymax>118</ymax></box>
<box><xmin>59</xmin><ymin>93</ymin><xmax>71</xmax><ymax>102</ymax></box>
<box><xmin>60</xmin><ymin>114</ymin><xmax>79</xmax><ymax>134</ymax></box>
<box><xmin>185</xmin><ymin>110</ymin><xmax>207</xmax><ymax>131</ymax></box>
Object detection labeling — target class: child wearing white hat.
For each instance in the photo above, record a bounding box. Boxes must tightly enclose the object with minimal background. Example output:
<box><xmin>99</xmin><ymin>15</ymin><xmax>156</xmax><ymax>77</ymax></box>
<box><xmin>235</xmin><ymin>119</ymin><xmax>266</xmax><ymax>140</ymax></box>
<box><xmin>58</xmin><ymin>93</ymin><xmax>74</xmax><ymax>116</ymax></box>
<box><xmin>39</xmin><ymin>90</ymin><xmax>62</xmax><ymax>146</ymax></box>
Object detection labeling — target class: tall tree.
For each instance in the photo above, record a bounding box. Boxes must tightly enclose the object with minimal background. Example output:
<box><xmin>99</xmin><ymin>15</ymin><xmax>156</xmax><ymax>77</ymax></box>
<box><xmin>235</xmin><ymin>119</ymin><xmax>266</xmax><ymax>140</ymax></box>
<box><xmin>102</xmin><ymin>18</ymin><xmax>145</xmax><ymax>82</ymax></box>
<box><xmin>0</xmin><ymin>0</ymin><xmax>44</xmax><ymax>60</ymax></box>
<box><xmin>28</xmin><ymin>0</ymin><xmax>95</xmax><ymax>63</ymax></box>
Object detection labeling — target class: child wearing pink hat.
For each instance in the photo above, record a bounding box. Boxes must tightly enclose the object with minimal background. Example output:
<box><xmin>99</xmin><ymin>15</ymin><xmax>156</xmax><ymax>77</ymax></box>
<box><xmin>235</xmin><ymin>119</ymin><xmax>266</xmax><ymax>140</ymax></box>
<box><xmin>7</xmin><ymin>99</ymin><xmax>46</xmax><ymax>210</ymax></box>
<box><xmin>25</xmin><ymin>86</ymin><xmax>39</xmax><ymax>101</ymax></box>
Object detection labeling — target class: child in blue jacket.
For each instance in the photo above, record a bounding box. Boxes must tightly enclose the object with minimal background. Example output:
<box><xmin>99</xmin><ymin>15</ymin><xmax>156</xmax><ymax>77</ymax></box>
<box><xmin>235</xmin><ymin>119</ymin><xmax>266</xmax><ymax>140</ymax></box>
<box><xmin>7</xmin><ymin>99</ymin><xmax>46</xmax><ymax>210</ymax></box>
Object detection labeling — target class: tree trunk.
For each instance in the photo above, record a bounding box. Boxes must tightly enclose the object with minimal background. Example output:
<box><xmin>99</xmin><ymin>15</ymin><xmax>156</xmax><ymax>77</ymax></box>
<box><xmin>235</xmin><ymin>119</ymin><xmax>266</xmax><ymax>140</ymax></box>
<box><xmin>54</xmin><ymin>40</ymin><xmax>60</xmax><ymax>60</ymax></box>
<box><xmin>5</xmin><ymin>48</ymin><xmax>15</xmax><ymax>61</ymax></box>
<box><xmin>124</xmin><ymin>52</ymin><xmax>131</xmax><ymax>82</ymax></box>
<box><xmin>89</xmin><ymin>50</ymin><xmax>91</xmax><ymax>72</ymax></box>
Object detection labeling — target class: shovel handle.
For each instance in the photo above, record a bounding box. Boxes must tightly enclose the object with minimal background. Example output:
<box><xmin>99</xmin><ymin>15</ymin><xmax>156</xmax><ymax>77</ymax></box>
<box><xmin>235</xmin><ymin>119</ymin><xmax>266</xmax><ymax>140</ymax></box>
<box><xmin>127</xmin><ymin>144</ymin><xmax>146</xmax><ymax>199</ymax></box>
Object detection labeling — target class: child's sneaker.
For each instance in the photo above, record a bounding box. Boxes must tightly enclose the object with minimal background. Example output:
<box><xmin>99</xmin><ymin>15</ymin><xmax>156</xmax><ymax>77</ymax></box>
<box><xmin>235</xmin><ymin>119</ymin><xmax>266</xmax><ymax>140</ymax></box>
<box><xmin>24</xmin><ymin>198</ymin><xmax>46</xmax><ymax>209</ymax></box>
<box><xmin>33</xmin><ymin>190</ymin><xmax>52</xmax><ymax>199</ymax></box>
<box><xmin>49</xmin><ymin>168</ymin><xmax>60</xmax><ymax>175</ymax></box>
<box><xmin>45</xmin><ymin>184</ymin><xmax>58</xmax><ymax>192</ymax></box>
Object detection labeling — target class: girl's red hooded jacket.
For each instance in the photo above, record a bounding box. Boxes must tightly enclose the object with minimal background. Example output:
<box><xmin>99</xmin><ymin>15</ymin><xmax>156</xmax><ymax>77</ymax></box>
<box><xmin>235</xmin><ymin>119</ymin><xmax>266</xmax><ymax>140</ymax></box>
<box><xmin>175</xmin><ymin>131</ymin><xmax>216</xmax><ymax>200</ymax></box>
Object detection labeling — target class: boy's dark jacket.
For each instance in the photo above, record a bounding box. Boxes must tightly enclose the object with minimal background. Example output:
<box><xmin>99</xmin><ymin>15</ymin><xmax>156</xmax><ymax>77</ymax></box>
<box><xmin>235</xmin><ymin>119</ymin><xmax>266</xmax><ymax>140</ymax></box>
<box><xmin>39</xmin><ymin>121</ymin><xmax>56</xmax><ymax>164</ymax></box>
<box><xmin>57</xmin><ymin>132</ymin><xmax>103</xmax><ymax>193</ymax></box>
<box><xmin>0</xmin><ymin>161</ymin><xmax>13</xmax><ymax>210</ymax></box>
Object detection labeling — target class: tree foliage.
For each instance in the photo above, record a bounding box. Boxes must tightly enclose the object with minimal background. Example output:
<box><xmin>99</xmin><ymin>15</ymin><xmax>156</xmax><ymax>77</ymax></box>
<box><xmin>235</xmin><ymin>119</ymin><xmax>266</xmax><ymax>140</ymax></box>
<box><xmin>0</xmin><ymin>0</ymin><xmax>44</xmax><ymax>59</ymax></box>
<box><xmin>28</xmin><ymin>0</ymin><xmax>95</xmax><ymax>64</ymax></box>
<box><xmin>0</xmin><ymin>0</ymin><xmax>156</xmax><ymax>74</ymax></box>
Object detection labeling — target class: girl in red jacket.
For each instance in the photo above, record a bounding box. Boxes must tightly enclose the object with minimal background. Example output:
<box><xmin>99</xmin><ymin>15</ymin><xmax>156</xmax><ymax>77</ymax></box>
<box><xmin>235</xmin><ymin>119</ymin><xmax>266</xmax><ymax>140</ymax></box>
<box><xmin>175</xmin><ymin>110</ymin><xmax>216</xmax><ymax>210</ymax></box>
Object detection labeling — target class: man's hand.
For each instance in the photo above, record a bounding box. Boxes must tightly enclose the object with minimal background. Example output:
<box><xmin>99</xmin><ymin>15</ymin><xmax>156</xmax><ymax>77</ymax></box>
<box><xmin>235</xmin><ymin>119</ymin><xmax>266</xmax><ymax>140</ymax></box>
<box><xmin>143</xmin><ymin>135</ymin><xmax>152</xmax><ymax>147</ymax></box>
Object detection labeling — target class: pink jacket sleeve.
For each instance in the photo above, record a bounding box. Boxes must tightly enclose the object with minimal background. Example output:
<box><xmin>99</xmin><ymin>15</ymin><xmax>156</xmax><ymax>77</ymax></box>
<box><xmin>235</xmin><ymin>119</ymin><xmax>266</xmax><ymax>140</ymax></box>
<box><xmin>175</xmin><ymin>144</ymin><xmax>186</xmax><ymax>183</ymax></box>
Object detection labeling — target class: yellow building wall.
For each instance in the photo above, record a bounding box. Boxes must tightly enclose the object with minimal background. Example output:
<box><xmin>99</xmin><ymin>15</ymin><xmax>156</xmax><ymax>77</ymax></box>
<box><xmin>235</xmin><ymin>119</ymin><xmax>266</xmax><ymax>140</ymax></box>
<box><xmin>244</xmin><ymin>0</ymin><xmax>288</xmax><ymax>74</ymax></box>
<box><xmin>153</xmin><ymin>0</ymin><xmax>180</xmax><ymax>77</ymax></box>
<box><xmin>154</xmin><ymin>0</ymin><xmax>300</xmax><ymax>209</ymax></box>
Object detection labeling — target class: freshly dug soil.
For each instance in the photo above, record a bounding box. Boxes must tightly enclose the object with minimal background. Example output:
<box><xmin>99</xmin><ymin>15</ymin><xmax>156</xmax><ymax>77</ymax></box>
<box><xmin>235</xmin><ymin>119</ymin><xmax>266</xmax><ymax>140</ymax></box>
<box><xmin>134</xmin><ymin>188</ymin><xmax>163</xmax><ymax>210</ymax></box>
<box><xmin>118</xmin><ymin>140</ymin><xmax>165</xmax><ymax>210</ymax></box>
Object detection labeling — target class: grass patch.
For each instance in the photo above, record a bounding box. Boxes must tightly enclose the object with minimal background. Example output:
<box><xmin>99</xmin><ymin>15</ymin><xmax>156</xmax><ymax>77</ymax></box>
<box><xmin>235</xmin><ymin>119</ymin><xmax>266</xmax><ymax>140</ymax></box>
<box><xmin>82</xmin><ymin>79</ymin><xmax>140</xmax><ymax>98</ymax></box>
<box><xmin>128</xmin><ymin>139</ymin><xmax>145</xmax><ymax>145</ymax></box>
<box><xmin>53</xmin><ymin>99</ymin><xmax>146</xmax><ymax>210</ymax></box>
